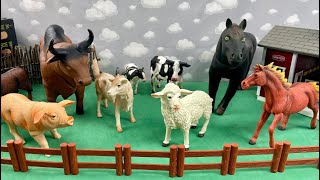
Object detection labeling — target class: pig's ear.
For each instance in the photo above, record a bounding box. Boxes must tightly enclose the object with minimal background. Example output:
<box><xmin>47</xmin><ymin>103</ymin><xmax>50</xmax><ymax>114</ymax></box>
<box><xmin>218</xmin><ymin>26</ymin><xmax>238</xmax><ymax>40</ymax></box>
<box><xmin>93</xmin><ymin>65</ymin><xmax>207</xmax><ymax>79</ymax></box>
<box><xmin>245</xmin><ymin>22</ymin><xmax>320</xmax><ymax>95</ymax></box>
<box><xmin>151</xmin><ymin>91</ymin><xmax>164</xmax><ymax>98</ymax></box>
<box><xmin>121</xmin><ymin>79</ymin><xmax>128</xmax><ymax>84</ymax></box>
<box><xmin>59</xmin><ymin>100</ymin><xmax>75</xmax><ymax>107</ymax></box>
<box><xmin>180</xmin><ymin>89</ymin><xmax>193</xmax><ymax>95</ymax></box>
<box><xmin>33</xmin><ymin>111</ymin><xmax>47</xmax><ymax>124</ymax></box>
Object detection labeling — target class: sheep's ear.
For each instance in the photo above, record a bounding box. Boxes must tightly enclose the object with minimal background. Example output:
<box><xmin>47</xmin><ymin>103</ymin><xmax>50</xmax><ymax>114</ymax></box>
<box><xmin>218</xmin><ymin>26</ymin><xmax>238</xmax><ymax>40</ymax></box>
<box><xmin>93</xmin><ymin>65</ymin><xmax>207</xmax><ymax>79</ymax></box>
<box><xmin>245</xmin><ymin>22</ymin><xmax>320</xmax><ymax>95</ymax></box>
<box><xmin>151</xmin><ymin>91</ymin><xmax>164</xmax><ymax>98</ymax></box>
<box><xmin>121</xmin><ymin>79</ymin><xmax>128</xmax><ymax>84</ymax></box>
<box><xmin>180</xmin><ymin>89</ymin><xmax>193</xmax><ymax>95</ymax></box>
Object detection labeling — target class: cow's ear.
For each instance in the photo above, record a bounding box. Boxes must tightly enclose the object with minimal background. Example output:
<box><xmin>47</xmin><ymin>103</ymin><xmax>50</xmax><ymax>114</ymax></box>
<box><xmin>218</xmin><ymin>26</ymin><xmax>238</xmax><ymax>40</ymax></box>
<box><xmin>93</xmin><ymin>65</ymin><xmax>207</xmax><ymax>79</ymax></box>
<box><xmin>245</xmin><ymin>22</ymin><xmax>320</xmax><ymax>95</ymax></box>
<box><xmin>33</xmin><ymin>110</ymin><xmax>46</xmax><ymax>124</ymax></box>
<box><xmin>151</xmin><ymin>91</ymin><xmax>164</xmax><ymax>98</ymax></box>
<box><xmin>180</xmin><ymin>89</ymin><xmax>193</xmax><ymax>95</ymax></box>
<box><xmin>167</xmin><ymin>60</ymin><xmax>174</xmax><ymax>66</ymax></box>
<box><xmin>87</xmin><ymin>48</ymin><xmax>95</xmax><ymax>53</ymax></box>
<box><xmin>180</xmin><ymin>62</ymin><xmax>191</xmax><ymax>67</ymax></box>
<box><xmin>226</xmin><ymin>18</ymin><xmax>233</xmax><ymax>28</ymax></box>
<box><xmin>239</xmin><ymin>19</ymin><xmax>247</xmax><ymax>30</ymax></box>
<box><xmin>46</xmin><ymin>55</ymin><xmax>61</xmax><ymax>64</ymax></box>
<box><xmin>59</xmin><ymin>100</ymin><xmax>75</xmax><ymax>107</ymax></box>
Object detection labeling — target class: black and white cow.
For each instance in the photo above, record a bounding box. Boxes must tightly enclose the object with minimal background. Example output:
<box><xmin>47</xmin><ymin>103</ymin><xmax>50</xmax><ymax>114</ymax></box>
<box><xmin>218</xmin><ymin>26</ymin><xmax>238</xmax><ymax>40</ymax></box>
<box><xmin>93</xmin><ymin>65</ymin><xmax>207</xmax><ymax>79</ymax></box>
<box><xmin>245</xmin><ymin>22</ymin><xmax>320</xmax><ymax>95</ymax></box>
<box><xmin>150</xmin><ymin>56</ymin><xmax>191</xmax><ymax>93</ymax></box>
<box><xmin>117</xmin><ymin>63</ymin><xmax>147</xmax><ymax>94</ymax></box>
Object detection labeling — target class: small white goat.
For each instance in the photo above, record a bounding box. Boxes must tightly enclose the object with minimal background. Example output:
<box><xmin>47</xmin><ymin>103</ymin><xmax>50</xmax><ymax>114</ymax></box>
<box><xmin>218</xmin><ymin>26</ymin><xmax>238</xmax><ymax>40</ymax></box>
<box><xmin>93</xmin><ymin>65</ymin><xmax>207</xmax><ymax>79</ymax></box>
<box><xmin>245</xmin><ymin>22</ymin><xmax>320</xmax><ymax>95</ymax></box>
<box><xmin>151</xmin><ymin>83</ymin><xmax>213</xmax><ymax>150</ymax></box>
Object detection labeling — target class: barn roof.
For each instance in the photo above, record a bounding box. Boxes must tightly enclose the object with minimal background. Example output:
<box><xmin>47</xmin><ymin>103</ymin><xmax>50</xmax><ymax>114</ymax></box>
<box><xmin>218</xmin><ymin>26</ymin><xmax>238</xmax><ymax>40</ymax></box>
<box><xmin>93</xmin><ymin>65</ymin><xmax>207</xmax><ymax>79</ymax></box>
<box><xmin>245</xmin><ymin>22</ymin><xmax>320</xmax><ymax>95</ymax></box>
<box><xmin>258</xmin><ymin>25</ymin><xmax>319</xmax><ymax>58</ymax></box>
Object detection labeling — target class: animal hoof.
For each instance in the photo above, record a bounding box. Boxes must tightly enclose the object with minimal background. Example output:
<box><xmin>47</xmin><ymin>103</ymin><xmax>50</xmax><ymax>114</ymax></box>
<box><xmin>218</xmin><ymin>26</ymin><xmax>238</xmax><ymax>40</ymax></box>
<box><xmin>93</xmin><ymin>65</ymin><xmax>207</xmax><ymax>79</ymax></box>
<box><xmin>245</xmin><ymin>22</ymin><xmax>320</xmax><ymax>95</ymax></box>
<box><xmin>134</xmin><ymin>91</ymin><xmax>138</xmax><ymax>95</ymax></box>
<box><xmin>190</xmin><ymin>126</ymin><xmax>197</xmax><ymax>129</ymax></box>
<box><xmin>116</xmin><ymin>126</ymin><xmax>123</xmax><ymax>133</ymax></box>
<box><xmin>162</xmin><ymin>143</ymin><xmax>169</xmax><ymax>147</ymax></box>
<box><xmin>45</xmin><ymin>154</ymin><xmax>51</xmax><ymax>158</ymax></box>
<box><xmin>104</xmin><ymin>104</ymin><xmax>108</xmax><ymax>108</ymax></box>
<box><xmin>278</xmin><ymin>126</ymin><xmax>286</xmax><ymax>131</ymax></box>
<box><xmin>130</xmin><ymin>118</ymin><xmax>136</xmax><ymax>123</ymax></box>
<box><xmin>97</xmin><ymin>113</ymin><xmax>103</xmax><ymax>118</ymax></box>
<box><xmin>249</xmin><ymin>140</ymin><xmax>256</xmax><ymax>145</ymax></box>
<box><xmin>157</xmin><ymin>85</ymin><xmax>161</xmax><ymax>88</ymax></box>
<box><xmin>53</xmin><ymin>134</ymin><xmax>61</xmax><ymax>139</ymax></box>
<box><xmin>198</xmin><ymin>133</ymin><xmax>204</xmax><ymax>137</ymax></box>
<box><xmin>216</xmin><ymin>107</ymin><xmax>225</xmax><ymax>115</ymax></box>
<box><xmin>311</xmin><ymin>126</ymin><xmax>317</xmax><ymax>129</ymax></box>
<box><xmin>76</xmin><ymin>109</ymin><xmax>84</xmax><ymax>115</ymax></box>
<box><xmin>185</xmin><ymin>148</ymin><xmax>189</xmax><ymax>151</ymax></box>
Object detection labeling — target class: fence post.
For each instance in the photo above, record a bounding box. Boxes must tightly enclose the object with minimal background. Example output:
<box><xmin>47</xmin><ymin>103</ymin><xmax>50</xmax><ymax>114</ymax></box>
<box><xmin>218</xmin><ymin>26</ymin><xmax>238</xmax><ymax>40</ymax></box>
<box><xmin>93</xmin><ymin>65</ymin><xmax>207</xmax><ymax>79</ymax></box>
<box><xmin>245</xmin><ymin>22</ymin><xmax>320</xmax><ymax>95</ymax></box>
<box><xmin>60</xmin><ymin>142</ymin><xmax>70</xmax><ymax>175</ymax></box>
<box><xmin>270</xmin><ymin>142</ymin><xmax>283</xmax><ymax>173</ymax></box>
<box><xmin>68</xmin><ymin>143</ymin><xmax>79</xmax><ymax>175</ymax></box>
<box><xmin>169</xmin><ymin>145</ymin><xmax>178</xmax><ymax>177</ymax></box>
<box><xmin>123</xmin><ymin>144</ymin><xmax>132</xmax><ymax>176</ymax></box>
<box><xmin>220</xmin><ymin>144</ymin><xmax>231</xmax><ymax>175</ymax></box>
<box><xmin>177</xmin><ymin>145</ymin><xmax>185</xmax><ymax>177</ymax></box>
<box><xmin>115</xmin><ymin>144</ymin><xmax>123</xmax><ymax>176</ymax></box>
<box><xmin>6</xmin><ymin>140</ymin><xmax>20</xmax><ymax>172</ymax></box>
<box><xmin>278</xmin><ymin>141</ymin><xmax>291</xmax><ymax>172</ymax></box>
<box><xmin>228</xmin><ymin>143</ymin><xmax>238</xmax><ymax>175</ymax></box>
<box><xmin>14</xmin><ymin>139</ymin><xmax>28</xmax><ymax>172</ymax></box>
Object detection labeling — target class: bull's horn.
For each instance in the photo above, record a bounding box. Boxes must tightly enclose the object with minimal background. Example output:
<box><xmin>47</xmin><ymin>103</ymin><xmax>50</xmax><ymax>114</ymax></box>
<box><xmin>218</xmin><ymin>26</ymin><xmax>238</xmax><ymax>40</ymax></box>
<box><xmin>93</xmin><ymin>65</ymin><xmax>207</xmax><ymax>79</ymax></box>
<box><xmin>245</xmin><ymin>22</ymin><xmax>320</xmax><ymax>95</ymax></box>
<box><xmin>48</xmin><ymin>39</ymin><xmax>68</xmax><ymax>56</ymax></box>
<box><xmin>77</xmin><ymin>29</ymin><xmax>94</xmax><ymax>52</ymax></box>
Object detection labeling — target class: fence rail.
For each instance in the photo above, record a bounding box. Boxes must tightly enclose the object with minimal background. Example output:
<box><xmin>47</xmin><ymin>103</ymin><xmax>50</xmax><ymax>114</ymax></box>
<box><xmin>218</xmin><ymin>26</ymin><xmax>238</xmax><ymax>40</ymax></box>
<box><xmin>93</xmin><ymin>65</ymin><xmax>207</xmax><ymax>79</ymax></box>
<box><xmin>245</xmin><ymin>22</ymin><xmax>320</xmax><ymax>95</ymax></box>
<box><xmin>1</xmin><ymin>139</ymin><xmax>318</xmax><ymax>177</ymax></box>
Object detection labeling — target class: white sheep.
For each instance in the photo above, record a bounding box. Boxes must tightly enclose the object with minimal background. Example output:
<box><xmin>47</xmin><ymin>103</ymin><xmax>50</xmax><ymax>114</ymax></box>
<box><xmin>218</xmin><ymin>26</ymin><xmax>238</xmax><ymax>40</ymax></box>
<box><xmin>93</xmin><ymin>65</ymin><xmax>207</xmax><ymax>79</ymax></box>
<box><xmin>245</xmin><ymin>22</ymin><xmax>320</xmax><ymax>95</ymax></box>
<box><xmin>151</xmin><ymin>83</ymin><xmax>213</xmax><ymax>150</ymax></box>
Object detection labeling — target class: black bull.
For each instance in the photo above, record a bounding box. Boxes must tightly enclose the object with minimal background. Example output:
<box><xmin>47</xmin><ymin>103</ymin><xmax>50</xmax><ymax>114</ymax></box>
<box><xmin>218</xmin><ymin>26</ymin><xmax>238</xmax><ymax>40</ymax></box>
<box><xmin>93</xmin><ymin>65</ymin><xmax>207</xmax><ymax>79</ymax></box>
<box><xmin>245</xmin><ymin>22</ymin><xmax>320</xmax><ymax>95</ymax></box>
<box><xmin>209</xmin><ymin>18</ymin><xmax>257</xmax><ymax>115</ymax></box>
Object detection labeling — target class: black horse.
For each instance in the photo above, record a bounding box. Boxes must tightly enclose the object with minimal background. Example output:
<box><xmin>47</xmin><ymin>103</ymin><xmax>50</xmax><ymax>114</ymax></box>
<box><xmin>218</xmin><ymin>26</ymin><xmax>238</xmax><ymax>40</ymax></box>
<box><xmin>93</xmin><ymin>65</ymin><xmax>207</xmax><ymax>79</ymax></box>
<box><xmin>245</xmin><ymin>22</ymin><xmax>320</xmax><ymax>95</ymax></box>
<box><xmin>209</xmin><ymin>18</ymin><xmax>257</xmax><ymax>115</ymax></box>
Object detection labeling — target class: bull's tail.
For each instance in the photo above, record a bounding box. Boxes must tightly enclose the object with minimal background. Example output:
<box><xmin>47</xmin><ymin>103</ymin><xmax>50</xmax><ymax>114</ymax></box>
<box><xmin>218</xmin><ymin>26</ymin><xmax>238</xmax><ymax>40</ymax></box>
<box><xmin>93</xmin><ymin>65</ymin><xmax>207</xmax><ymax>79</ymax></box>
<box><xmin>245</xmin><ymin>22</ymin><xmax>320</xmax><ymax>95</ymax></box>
<box><xmin>309</xmin><ymin>82</ymin><xmax>319</xmax><ymax>100</ymax></box>
<box><xmin>91</xmin><ymin>58</ymin><xmax>101</xmax><ymax>80</ymax></box>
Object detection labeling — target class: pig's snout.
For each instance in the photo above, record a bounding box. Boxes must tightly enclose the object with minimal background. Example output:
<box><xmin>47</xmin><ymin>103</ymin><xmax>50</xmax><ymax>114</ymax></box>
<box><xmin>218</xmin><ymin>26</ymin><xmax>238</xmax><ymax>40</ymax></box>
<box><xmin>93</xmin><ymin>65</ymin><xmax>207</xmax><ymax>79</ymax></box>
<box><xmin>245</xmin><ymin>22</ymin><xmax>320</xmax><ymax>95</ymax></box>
<box><xmin>171</xmin><ymin>77</ymin><xmax>178</xmax><ymax>82</ymax></box>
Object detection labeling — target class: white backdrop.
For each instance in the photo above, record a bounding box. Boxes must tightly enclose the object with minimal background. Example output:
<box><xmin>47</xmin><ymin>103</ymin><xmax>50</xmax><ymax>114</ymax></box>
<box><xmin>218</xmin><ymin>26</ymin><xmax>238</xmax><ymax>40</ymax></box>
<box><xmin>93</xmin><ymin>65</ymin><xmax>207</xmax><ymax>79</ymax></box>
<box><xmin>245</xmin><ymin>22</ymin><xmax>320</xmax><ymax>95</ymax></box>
<box><xmin>1</xmin><ymin>0</ymin><xmax>319</xmax><ymax>81</ymax></box>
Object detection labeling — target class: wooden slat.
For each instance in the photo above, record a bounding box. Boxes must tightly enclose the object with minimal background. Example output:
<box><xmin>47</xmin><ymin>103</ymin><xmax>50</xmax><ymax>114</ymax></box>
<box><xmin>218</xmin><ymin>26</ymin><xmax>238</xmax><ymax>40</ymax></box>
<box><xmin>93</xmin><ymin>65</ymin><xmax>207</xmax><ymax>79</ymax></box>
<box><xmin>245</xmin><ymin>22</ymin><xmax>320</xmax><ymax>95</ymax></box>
<box><xmin>23</xmin><ymin>147</ymin><xmax>61</xmax><ymax>155</ymax></box>
<box><xmin>185</xmin><ymin>150</ymin><xmax>223</xmax><ymax>157</ymax></box>
<box><xmin>76</xmin><ymin>149</ymin><xmax>115</xmax><ymax>156</ymax></box>
<box><xmin>184</xmin><ymin>163</ymin><xmax>221</xmax><ymax>170</ymax></box>
<box><xmin>289</xmin><ymin>147</ymin><xmax>319</xmax><ymax>153</ymax></box>
<box><xmin>131</xmin><ymin>164</ymin><xmax>169</xmax><ymax>170</ymax></box>
<box><xmin>26</xmin><ymin>160</ymin><xmax>63</xmax><ymax>168</ymax></box>
<box><xmin>286</xmin><ymin>158</ymin><xmax>318</xmax><ymax>166</ymax></box>
<box><xmin>236</xmin><ymin>161</ymin><xmax>272</xmax><ymax>168</ymax></box>
<box><xmin>78</xmin><ymin>162</ymin><xmax>116</xmax><ymax>169</ymax></box>
<box><xmin>131</xmin><ymin>151</ymin><xmax>170</xmax><ymax>158</ymax></box>
<box><xmin>1</xmin><ymin>146</ymin><xmax>9</xmax><ymax>152</ymax></box>
<box><xmin>1</xmin><ymin>158</ymin><xmax>12</xmax><ymax>164</ymax></box>
<box><xmin>237</xmin><ymin>148</ymin><xmax>274</xmax><ymax>155</ymax></box>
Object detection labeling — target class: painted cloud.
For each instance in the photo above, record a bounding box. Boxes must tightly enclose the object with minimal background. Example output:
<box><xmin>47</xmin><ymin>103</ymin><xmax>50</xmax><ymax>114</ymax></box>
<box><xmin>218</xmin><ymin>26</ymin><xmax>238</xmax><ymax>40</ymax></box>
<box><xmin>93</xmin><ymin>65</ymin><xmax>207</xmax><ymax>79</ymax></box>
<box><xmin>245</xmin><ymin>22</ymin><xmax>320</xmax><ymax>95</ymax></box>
<box><xmin>312</xmin><ymin>10</ymin><xmax>319</xmax><ymax>15</ymax></box>
<box><xmin>176</xmin><ymin>39</ymin><xmax>195</xmax><ymax>50</ymax></box>
<box><xmin>200</xmin><ymin>36</ymin><xmax>210</xmax><ymax>41</ymax></box>
<box><xmin>215</xmin><ymin>21</ymin><xmax>226</xmax><ymax>34</ymax></box>
<box><xmin>85</xmin><ymin>0</ymin><xmax>118</xmax><ymax>21</ymax></box>
<box><xmin>157</xmin><ymin>47</ymin><xmax>164</xmax><ymax>51</ymax></box>
<box><xmin>199</xmin><ymin>51</ymin><xmax>214</xmax><ymax>63</ymax></box>
<box><xmin>8</xmin><ymin>8</ymin><xmax>16</xmax><ymax>13</ymax></box>
<box><xmin>148</xmin><ymin>17</ymin><xmax>158</xmax><ymax>22</ymax></box>
<box><xmin>76</xmin><ymin>24</ymin><xmax>83</xmax><ymax>28</ymax></box>
<box><xmin>19</xmin><ymin>0</ymin><xmax>45</xmax><ymax>11</ymax></box>
<box><xmin>58</xmin><ymin>6</ymin><xmax>70</xmax><ymax>15</ymax></box>
<box><xmin>129</xmin><ymin>5</ymin><xmax>136</xmax><ymax>10</ymax></box>
<box><xmin>178</xmin><ymin>2</ymin><xmax>190</xmax><ymax>11</ymax></box>
<box><xmin>284</xmin><ymin>14</ymin><xmax>300</xmax><ymax>26</ymax></box>
<box><xmin>183</xmin><ymin>73</ymin><xmax>192</xmax><ymax>80</ymax></box>
<box><xmin>30</xmin><ymin>20</ymin><xmax>40</xmax><ymax>26</ymax></box>
<box><xmin>193</xmin><ymin>18</ymin><xmax>200</xmax><ymax>24</ymax></box>
<box><xmin>99</xmin><ymin>28</ymin><xmax>120</xmax><ymax>42</ymax></box>
<box><xmin>141</xmin><ymin>0</ymin><xmax>166</xmax><ymax>8</ymax></box>
<box><xmin>98</xmin><ymin>48</ymin><xmax>114</xmax><ymax>65</ymax></box>
<box><xmin>143</xmin><ymin>31</ymin><xmax>155</xmax><ymax>39</ymax></box>
<box><xmin>205</xmin><ymin>2</ymin><xmax>223</xmax><ymax>15</ymax></box>
<box><xmin>123</xmin><ymin>42</ymin><xmax>149</xmax><ymax>57</ymax></box>
<box><xmin>27</xmin><ymin>34</ymin><xmax>39</xmax><ymax>43</ymax></box>
<box><xmin>268</xmin><ymin>9</ymin><xmax>278</xmax><ymax>15</ymax></box>
<box><xmin>260</xmin><ymin>23</ymin><xmax>273</xmax><ymax>32</ymax></box>
<box><xmin>241</xmin><ymin>12</ymin><xmax>253</xmax><ymax>21</ymax></box>
<box><xmin>123</xmin><ymin>20</ymin><xmax>135</xmax><ymax>29</ymax></box>
<box><xmin>167</xmin><ymin>23</ymin><xmax>183</xmax><ymax>34</ymax></box>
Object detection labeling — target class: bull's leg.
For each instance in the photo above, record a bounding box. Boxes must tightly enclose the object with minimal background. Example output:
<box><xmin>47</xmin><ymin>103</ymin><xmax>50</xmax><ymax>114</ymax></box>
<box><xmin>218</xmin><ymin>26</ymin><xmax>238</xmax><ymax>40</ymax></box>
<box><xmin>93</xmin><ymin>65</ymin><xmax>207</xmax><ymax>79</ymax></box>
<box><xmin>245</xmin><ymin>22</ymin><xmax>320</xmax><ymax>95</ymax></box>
<box><xmin>268</xmin><ymin>113</ymin><xmax>283</xmax><ymax>148</ymax></box>
<box><xmin>97</xmin><ymin>94</ymin><xmax>103</xmax><ymax>118</ymax></box>
<box><xmin>50</xmin><ymin>129</ymin><xmax>61</xmax><ymax>139</ymax></box>
<box><xmin>115</xmin><ymin>103</ymin><xmax>123</xmax><ymax>133</ymax></box>
<box><xmin>208</xmin><ymin>69</ymin><xmax>222</xmax><ymax>113</ymax></box>
<box><xmin>31</xmin><ymin>133</ymin><xmax>50</xmax><ymax>157</ymax></box>
<box><xmin>151</xmin><ymin>75</ymin><xmax>157</xmax><ymax>93</ymax></box>
<box><xmin>249</xmin><ymin>109</ymin><xmax>271</xmax><ymax>145</ymax></box>
<box><xmin>162</xmin><ymin>126</ymin><xmax>172</xmax><ymax>147</ymax></box>
<box><xmin>134</xmin><ymin>81</ymin><xmax>138</xmax><ymax>95</ymax></box>
<box><xmin>75</xmin><ymin>86</ymin><xmax>85</xmax><ymax>115</ymax></box>
<box><xmin>129</xmin><ymin>105</ymin><xmax>136</xmax><ymax>123</ymax></box>
<box><xmin>278</xmin><ymin>114</ymin><xmax>290</xmax><ymax>130</ymax></box>
<box><xmin>216</xmin><ymin>78</ymin><xmax>241</xmax><ymax>115</ymax></box>
<box><xmin>44</xmin><ymin>88</ymin><xmax>58</xmax><ymax>102</ymax></box>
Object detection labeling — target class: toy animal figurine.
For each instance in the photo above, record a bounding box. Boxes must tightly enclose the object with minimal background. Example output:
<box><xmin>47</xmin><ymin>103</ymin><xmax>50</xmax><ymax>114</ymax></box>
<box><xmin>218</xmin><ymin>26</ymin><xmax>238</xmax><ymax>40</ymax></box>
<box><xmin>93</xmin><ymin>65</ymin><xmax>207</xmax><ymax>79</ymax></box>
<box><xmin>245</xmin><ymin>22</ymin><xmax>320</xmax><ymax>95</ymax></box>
<box><xmin>150</xmin><ymin>56</ymin><xmax>191</xmax><ymax>93</ymax></box>
<box><xmin>151</xmin><ymin>83</ymin><xmax>213</xmax><ymax>150</ymax></box>
<box><xmin>92</xmin><ymin>59</ymin><xmax>135</xmax><ymax>133</ymax></box>
<box><xmin>1</xmin><ymin>67</ymin><xmax>33</xmax><ymax>100</ymax></box>
<box><xmin>1</xmin><ymin>93</ymin><xmax>75</xmax><ymax>157</ymax></box>
<box><xmin>39</xmin><ymin>24</ymin><xmax>94</xmax><ymax>115</ymax></box>
<box><xmin>116</xmin><ymin>63</ymin><xmax>147</xmax><ymax>95</ymax></box>
<box><xmin>241</xmin><ymin>63</ymin><xmax>319</xmax><ymax>148</ymax></box>
<box><xmin>209</xmin><ymin>18</ymin><xmax>257</xmax><ymax>115</ymax></box>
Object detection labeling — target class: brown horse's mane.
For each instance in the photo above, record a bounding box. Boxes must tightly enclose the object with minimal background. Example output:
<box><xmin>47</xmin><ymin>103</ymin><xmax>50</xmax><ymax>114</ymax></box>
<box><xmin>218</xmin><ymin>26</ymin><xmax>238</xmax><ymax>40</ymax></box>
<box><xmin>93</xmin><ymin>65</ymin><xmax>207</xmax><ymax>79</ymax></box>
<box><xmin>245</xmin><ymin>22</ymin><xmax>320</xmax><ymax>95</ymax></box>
<box><xmin>256</xmin><ymin>63</ymin><xmax>292</xmax><ymax>89</ymax></box>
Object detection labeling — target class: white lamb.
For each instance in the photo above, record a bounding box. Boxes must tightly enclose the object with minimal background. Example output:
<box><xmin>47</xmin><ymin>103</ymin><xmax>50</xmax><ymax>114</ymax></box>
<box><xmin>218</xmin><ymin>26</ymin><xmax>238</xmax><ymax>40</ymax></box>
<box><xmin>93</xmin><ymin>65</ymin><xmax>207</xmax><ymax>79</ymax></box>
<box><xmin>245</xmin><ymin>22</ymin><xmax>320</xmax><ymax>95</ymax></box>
<box><xmin>151</xmin><ymin>83</ymin><xmax>213</xmax><ymax>150</ymax></box>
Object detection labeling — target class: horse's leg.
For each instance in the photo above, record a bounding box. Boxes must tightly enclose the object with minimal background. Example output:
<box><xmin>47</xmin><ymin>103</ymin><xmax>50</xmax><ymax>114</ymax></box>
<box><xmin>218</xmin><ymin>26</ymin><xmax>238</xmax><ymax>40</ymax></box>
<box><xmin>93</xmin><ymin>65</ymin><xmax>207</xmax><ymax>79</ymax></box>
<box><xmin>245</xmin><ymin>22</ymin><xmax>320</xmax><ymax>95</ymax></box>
<box><xmin>216</xmin><ymin>78</ymin><xmax>241</xmax><ymax>115</ymax></box>
<box><xmin>278</xmin><ymin>114</ymin><xmax>290</xmax><ymax>131</ymax></box>
<box><xmin>249</xmin><ymin>108</ymin><xmax>270</xmax><ymax>145</ymax></box>
<box><xmin>309</xmin><ymin>103</ymin><xmax>318</xmax><ymax>129</ymax></box>
<box><xmin>268</xmin><ymin>113</ymin><xmax>283</xmax><ymax>148</ymax></box>
<box><xmin>75</xmin><ymin>86</ymin><xmax>85</xmax><ymax>115</ymax></box>
<box><xmin>208</xmin><ymin>69</ymin><xmax>222</xmax><ymax>113</ymax></box>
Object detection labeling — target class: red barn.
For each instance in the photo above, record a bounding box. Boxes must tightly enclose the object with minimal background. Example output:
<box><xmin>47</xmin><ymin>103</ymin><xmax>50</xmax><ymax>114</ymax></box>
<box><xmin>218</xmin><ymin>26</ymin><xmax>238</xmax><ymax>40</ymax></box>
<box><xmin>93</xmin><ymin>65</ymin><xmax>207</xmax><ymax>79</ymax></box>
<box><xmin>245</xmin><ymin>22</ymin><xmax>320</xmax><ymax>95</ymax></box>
<box><xmin>257</xmin><ymin>25</ymin><xmax>319</xmax><ymax>119</ymax></box>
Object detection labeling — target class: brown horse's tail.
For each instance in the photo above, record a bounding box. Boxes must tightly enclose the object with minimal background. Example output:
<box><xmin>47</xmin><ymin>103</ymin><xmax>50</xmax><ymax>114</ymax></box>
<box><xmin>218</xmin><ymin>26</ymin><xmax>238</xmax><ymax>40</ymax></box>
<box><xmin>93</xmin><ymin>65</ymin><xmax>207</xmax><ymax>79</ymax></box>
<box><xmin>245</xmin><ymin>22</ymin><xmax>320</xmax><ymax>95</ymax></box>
<box><xmin>309</xmin><ymin>82</ymin><xmax>319</xmax><ymax>100</ymax></box>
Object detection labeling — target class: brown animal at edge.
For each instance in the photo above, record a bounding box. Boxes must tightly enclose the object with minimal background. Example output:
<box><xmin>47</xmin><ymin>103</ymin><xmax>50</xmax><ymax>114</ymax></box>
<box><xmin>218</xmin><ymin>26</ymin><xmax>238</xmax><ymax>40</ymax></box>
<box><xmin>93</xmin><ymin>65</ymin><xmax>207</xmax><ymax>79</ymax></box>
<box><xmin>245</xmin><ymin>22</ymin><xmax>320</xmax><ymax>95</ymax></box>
<box><xmin>39</xmin><ymin>24</ymin><xmax>94</xmax><ymax>114</ymax></box>
<box><xmin>1</xmin><ymin>67</ymin><xmax>33</xmax><ymax>100</ymax></box>
<box><xmin>241</xmin><ymin>62</ymin><xmax>319</xmax><ymax>148</ymax></box>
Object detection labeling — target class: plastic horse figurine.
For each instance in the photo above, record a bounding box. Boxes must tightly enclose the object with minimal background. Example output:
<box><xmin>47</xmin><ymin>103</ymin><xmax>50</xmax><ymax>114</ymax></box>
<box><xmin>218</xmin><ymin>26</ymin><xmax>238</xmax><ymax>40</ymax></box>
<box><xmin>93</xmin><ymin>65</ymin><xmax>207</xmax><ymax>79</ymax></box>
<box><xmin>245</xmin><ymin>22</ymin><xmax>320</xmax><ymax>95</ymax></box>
<box><xmin>1</xmin><ymin>67</ymin><xmax>33</xmax><ymax>100</ymax></box>
<box><xmin>241</xmin><ymin>63</ymin><xmax>319</xmax><ymax>148</ymax></box>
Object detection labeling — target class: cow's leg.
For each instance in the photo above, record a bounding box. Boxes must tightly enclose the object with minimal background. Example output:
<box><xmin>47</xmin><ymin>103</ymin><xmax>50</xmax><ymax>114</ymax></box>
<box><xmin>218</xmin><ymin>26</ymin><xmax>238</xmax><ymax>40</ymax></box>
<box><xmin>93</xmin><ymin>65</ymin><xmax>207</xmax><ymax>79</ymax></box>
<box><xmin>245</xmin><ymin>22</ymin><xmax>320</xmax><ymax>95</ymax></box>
<box><xmin>44</xmin><ymin>88</ymin><xmax>58</xmax><ymax>102</ymax></box>
<box><xmin>97</xmin><ymin>94</ymin><xmax>103</xmax><ymax>118</ymax></box>
<box><xmin>50</xmin><ymin>129</ymin><xmax>61</xmax><ymax>139</ymax></box>
<box><xmin>249</xmin><ymin>109</ymin><xmax>270</xmax><ymax>145</ymax></box>
<box><xmin>208</xmin><ymin>69</ymin><xmax>222</xmax><ymax>113</ymax></box>
<box><xmin>134</xmin><ymin>81</ymin><xmax>138</xmax><ymax>95</ymax></box>
<box><xmin>151</xmin><ymin>75</ymin><xmax>156</xmax><ymax>93</ymax></box>
<box><xmin>157</xmin><ymin>79</ymin><xmax>161</xmax><ymax>88</ymax></box>
<box><xmin>75</xmin><ymin>86</ymin><xmax>85</xmax><ymax>115</ymax></box>
<box><xmin>216</xmin><ymin>78</ymin><xmax>241</xmax><ymax>115</ymax></box>
<box><xmin>115</xmin><ymin>103</ymin><xmax>122</xmax><ymax>133</ymax></box>
<box><xmin>162</xmin><ymin>126</ymin><xmax>172</xmax><ymax>147</ymax></box>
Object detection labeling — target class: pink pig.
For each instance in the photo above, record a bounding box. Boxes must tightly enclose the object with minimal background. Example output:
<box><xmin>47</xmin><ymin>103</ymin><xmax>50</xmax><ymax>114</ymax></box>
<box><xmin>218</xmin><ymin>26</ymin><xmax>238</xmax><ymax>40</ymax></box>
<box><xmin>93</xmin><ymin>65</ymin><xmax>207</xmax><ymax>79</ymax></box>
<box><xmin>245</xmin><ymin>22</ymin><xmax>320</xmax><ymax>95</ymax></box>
<box><xmin>1</xmin><ymin>93</ymin><xmax>74</xmax><ymax>156</ymax></box>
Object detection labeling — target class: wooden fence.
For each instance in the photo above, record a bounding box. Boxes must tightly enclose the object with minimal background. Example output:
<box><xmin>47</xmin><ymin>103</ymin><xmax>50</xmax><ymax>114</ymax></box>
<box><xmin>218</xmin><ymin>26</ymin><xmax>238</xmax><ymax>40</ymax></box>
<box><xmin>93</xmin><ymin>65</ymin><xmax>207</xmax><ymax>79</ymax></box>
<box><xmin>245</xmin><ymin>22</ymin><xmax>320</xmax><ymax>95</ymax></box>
<box><xmin>1</xmin><ymin>139</ymin><xmax>318</xmax><ymax>177</ymax></box>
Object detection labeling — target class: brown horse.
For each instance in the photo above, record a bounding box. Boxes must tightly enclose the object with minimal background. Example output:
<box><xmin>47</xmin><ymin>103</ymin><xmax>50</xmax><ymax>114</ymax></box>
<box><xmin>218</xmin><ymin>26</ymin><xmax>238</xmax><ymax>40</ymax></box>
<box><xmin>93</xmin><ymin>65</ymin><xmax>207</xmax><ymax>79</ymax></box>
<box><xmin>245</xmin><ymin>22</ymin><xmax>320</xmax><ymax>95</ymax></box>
<box><xmin>241</xmin><ymin>62</ymin><xmax>319</xmax><ymax>148</ymax></box>
<box><xmin>1</xmin><ymin>67</ymin><xmax>33</xmax><ymax>100</ymax></box>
